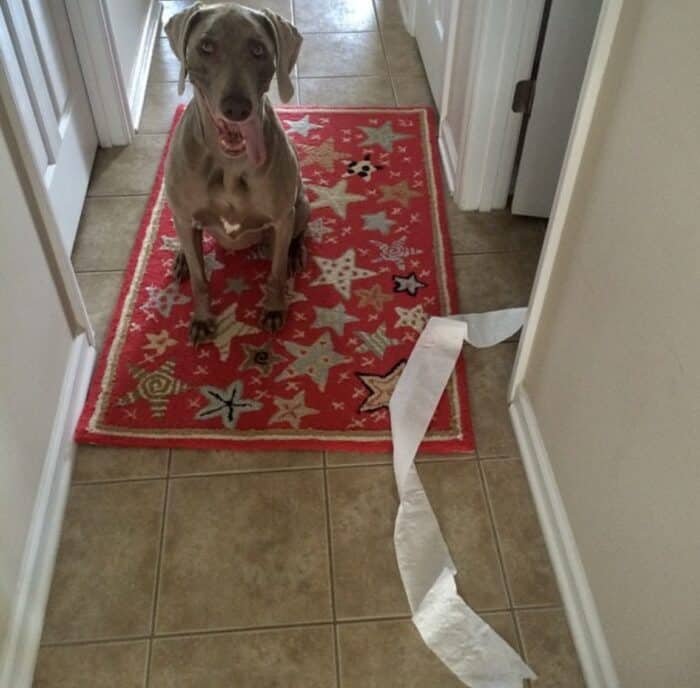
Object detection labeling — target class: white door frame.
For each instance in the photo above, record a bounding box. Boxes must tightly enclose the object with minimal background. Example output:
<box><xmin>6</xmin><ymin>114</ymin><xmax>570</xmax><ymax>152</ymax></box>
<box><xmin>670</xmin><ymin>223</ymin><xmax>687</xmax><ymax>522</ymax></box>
<box><xmin>65</xmin><ymin>0</ymin><xmax>161</xmax><ymax>146</ymax></box>
<box><xmin>439</xmin><ymin>0</ymin><xmax>546</xmax><ymax>211</ymax></box>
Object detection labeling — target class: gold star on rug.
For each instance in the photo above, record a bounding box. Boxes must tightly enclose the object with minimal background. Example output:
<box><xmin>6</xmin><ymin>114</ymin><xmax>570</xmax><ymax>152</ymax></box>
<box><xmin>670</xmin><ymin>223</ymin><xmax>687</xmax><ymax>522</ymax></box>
<box><xmin>299</xmin><ymin>138</ymin><xmax>345</xmax><ymax>171</ymax></box>
<box><xmin>308</xmin><ymin>179</ymin><xmax>365</xmax><ymax>219</ymax></box>
<box><xmin>239</xmin><ymin>341</ymin><xmax>286</xmax><ymax>376</ymax></box>
<box><xmin>395</xmin><ymin>303</ymin><xmax>428</xmax><ymax>333</ymax></box>
<box><xmin>212</xmin><ymin>303</ymin><xmax>261</xmax><ymax>362</ymax></box>
<box><xmin>142</xmin><ymin>329</ymin><xmax>177</xmax><ymax>356</ymax></box>
<box><xmin>311</xmin><ymin>248</ymin><xmax>376</xmax><ymax>299</ymax></box>
<box><xmin>356</xmin><ymin>360</ymin><xmax>407</xmax><ymax>412</ymax></box>
<box><xmin>379</xmin><ymin>180</ymin><xmax>421</xmax><ymax>207</ymax></box>
<box><xmin>256</xmin><ymin>279</ymin><xmax>308</xmax><ymax>308</ymax></box>
<box><xmin>276</xmin><ymin>331</ymin><xmax>350</xmax><ymax>391</ymax></box>
<box><xmin>269</xmin><ymin>391</ymin><xmax>319</xmax><ymax>429</ymax></box>
<box><xmin>116</xmin><ymin>360</ymin><xmax>188</xmax><ymax>418</ymax></box>
<box><xmin>356</xmin><ymin>284</ymin><xmax>393</xmax><ymax>312</ymax></box>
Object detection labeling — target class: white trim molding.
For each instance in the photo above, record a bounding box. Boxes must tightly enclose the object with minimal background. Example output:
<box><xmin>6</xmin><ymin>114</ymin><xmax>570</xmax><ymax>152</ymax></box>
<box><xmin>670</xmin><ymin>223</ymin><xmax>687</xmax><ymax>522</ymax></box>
<box><xmin>399</xmin><ymin>0</ymin><xmax>417</xmax><ymax>35</ymax></box>
<box><xmin>127</xmin><ymin>0</ymin><xmax>161</xmax><ymax>130</ymax></box>
<box><xmin>509</xmin><ymin>389</ymin><xmax>620</xmax><ymax>688</ymax></box>
<box><xmin>0</xmin><ymin>335</ymin><xmax>95</xmax><ymax>688</ymax></box>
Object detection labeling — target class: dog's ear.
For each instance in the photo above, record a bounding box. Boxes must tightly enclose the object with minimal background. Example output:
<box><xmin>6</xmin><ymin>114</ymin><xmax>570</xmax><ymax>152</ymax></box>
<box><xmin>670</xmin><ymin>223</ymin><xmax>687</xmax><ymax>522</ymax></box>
<box><xmin>260</xmin><ymin>10</ymin><xmax>302</xmax><ymax>103</ymax></box>
<box><xmin>165</xmin><ymin>2</ymin><xmax>204</xmax><ymax>95</ymax></box>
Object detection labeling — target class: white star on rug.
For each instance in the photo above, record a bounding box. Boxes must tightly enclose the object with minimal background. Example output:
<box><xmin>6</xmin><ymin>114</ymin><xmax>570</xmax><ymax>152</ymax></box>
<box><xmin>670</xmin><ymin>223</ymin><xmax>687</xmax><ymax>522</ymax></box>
<box><xmin>358</xmin><ymin>122</ymin><xmax>412</xmax><ymax>152</ymax></box>
<box><xmin>142</xmin><ymin>329</ymin><xmax>177</xmax><ymax>356</ymax></box>
<box><xmin>283</xmin><ymin>114</ymin><xmax>323</xmax><ymax>137</ymax></box>
<box><xmin>310</xmin><ymin>248</ymin><xmax>376</xmax><ymax>299</ymax></box>
<box><xmin>395</xmin><ymin>303</ymin><xmax>428</xmax><ymax>333</ymax></box>
<box><xmin>362</xmin><ymin>210</ymin><xmax>396</xmax><ymax>236</ymax></box>
<box><xmin>393</xmin><ymin>271</ymin><xmax>427</xmax><ymax>296</ymax></box>
<box><xmin>269</xmin><ymin>391</ymin><xmax>319</xmax><ymax>429</ymax></box>
<box><xmin>356</xmin><ymin>360</ymin><xmax>407</xmax><ymax>412</ymax></box>
<box><xmin>370</xmin><ymin>236</ymin><xmax>423</xmax><ymax>271</ymax></box>
<box><xmin>276</xmin><ymin>331</ymin><xmax>350</xmax><ymax>391</ymax></box>
<box><xmin>307</xmin><ymin>179</ymin><xmax>365</xmax><ymax>219</ymax></box>
<box><xmin>195</xmin><ymin>380</ymin><xmax>262</xmax><ymax>429</ymax></box>
<box><xmin>224</xmin><ymin>277</ymin><xmax>249</xmax><ymax>295</ymax></box>
<box><xmin>211</xmin><ymin>303</ymin><xmax>261</xmax><ymax>362</ymax></box>
<box><xmin>312</xmin><ymin>303</ymin><xmax>360</xmax><ymax>336</ymax></box>
<box><xmin>308</xmin><ymin>218</ymin><xmax>334</xmax><ymax>242</ymax></box>
<box><xmin>140</xmin><ymin>283</ymin><xmax>190</xmax><ymax>318</ymax></box>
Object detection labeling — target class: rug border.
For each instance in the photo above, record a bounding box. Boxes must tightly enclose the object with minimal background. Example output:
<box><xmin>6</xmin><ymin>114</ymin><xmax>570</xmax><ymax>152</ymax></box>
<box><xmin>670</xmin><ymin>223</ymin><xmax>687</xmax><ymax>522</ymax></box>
<box><xmin>75</xmin><ymin>105</ymin><xmax>475</xmax><ymax>455</ymax></box>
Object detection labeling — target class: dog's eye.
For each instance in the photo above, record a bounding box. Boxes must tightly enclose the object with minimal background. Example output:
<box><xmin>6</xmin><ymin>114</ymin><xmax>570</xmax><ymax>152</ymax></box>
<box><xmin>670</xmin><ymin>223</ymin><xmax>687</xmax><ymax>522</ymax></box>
<box><xmin>250</xmin><ymin>40</ymin><xmax>266</xmax><ymax>59</ymax></box>
<box><xmin>199</xmin><ymin>39</ymin><xmax>215</xmax><ymax>55</ymax></box>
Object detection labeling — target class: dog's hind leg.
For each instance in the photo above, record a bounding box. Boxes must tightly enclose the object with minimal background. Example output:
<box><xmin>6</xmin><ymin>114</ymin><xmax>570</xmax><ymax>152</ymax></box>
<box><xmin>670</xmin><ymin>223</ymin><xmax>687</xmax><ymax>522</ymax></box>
<box><xmin>288</xmin><ymin>190</ymin><xmax>309</xmax><ymax>276</ymax></box>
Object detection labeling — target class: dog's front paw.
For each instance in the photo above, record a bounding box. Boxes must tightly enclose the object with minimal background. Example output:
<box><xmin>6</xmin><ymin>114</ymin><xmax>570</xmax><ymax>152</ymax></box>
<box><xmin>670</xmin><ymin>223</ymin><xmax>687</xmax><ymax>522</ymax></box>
<box><xmin>173</xmin><ymin>252</ymin><xmax>189</xmax><ymax>282</ymax></box>
<box><xmin>262</xmin><ymin>309</ymin><xmax>286</xmax><ymax>333</ymax></box>
<box><xmin>189</xmin><ymin>316</ymin><xmax>216</xmax><ymax>344</ymax></box>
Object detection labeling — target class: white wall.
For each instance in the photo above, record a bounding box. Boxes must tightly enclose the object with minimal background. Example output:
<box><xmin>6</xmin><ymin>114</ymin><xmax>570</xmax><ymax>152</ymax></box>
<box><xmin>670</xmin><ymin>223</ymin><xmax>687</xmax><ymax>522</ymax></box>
<box><xmin>521</xmin><ymin>2</ymin><xmax>700</xmax><ymax>685</ymax></box>
<box><xmin>105</xmin><ymin>0</ymin><xmax>151</xmax><ymax>96</ymax></box>
<box><xmin>0</xmin><ymin>126</ymin><xmax>73</xmax><ymax>659</ymax></box>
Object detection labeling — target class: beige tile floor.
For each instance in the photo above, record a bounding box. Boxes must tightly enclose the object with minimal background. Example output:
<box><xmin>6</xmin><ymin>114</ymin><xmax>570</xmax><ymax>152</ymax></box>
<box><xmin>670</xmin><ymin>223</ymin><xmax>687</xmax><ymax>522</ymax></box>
<box><xmin>34</xmin><ymin>1</ymin><xmax>584</xmax><ymax>686</ymax></box>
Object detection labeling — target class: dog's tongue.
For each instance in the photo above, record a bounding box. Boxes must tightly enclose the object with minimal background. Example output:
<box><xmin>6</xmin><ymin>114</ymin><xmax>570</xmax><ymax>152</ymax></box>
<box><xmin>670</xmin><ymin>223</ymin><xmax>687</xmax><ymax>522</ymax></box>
<box><xmin>240</xmin><ymin>118</ymin><xmax>266</xmax><ymax>167</ymax></box>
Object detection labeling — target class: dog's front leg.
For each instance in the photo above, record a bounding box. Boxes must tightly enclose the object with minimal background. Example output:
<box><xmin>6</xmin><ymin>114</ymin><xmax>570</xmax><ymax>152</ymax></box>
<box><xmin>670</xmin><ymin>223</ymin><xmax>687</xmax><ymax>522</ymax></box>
<box><xmin>262</xmin><ymin>208</ymin><xmax>295</xmax><ymax>333</ymax></box>
<box><xmin>173</xmin><ymin>217</ymin><xmax>215</xmax><ymax>343</ymax></box>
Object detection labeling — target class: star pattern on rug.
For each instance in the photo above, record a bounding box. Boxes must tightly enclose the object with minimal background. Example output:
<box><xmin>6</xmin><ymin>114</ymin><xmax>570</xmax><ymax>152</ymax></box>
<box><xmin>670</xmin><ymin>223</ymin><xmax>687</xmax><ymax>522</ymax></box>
<box><xmin>204</xmin><ymin>251</ymin><xmax>224</xmax><ymax>278</ymax></box>
<box><xmin>212</xmin><ymin>303</ymin><xmax>261</xmax><ymax>362</ymax></box>
<box><xmin>356</xmin><ymin>284</ymin><xmax>393</xmax><ymax>312</ymax></box>
<box><xmin>362</xmin><ymin>210</ymin><xmax>395</xmax><ymax>236</ymax></box>
<box><xmin>358</xmin><ymin>122</ymin><xmax>412</xmax><ymax>152</ymax></box>
<box><xmin>142</xmin><ymin>329</ymin><xmax>177</xmax><ymax>356</ymax></box>
<box><xmin>276</xmin><ymin>331</ymin><xmax>350</xmax><ymax>391</ymax></box>
<box><xmin>356</xmin><ymin>359</ymin><xmax>407</xmax><ymax>412</ymax></box>
<box><xmin>269</xmin><ymin>390</ymin><xmax>319</xmax><ymax>429</ymax></box>
<box><xmin>283</xmin><ymin>114</ymin><xmax>323</xmax><ymax>137</ymax></box>
<box><xmin>393</xmin><ymin>271</ymin><xmax>427</xmax><ymax>296</ymax></box>
<box><xmin>395</xmin><ymin>303</ymin><xmax>429</xmax><ymax>333</ymax></box>
<box><xmin>224</xmin><ymin>276</ymin><xmax>249</xmax><ymax>295</ymax></box>
<box><xmin>310</xmin><ymin>248</ymin><xmax>376</xmax><ymax>299</ymax></box>
<box><xmin>116</xmin><ymin>360</ymin><xmax>189</xmax><ymax>417</ymax></box>
<box><xmin>299</xmin><ymin>138</ymin><xmax>345</xmax><ymax>171</ymax></box>
<box><xmin>195</xmin><ymin>380</ymin><xmax>262</xmax><ymax>429</ymax></box>
<box><xmin>160</xmin><ymin>235</ymin><xmax>180</xmax><ymax>252</ymax></box>
<box><xmin>256</xmin><ymin>280</ymin><xmax>308</xmax><ymax>308</ymax></box>
<box><xmin>355</xmin><ymin>324</ymin><xmax>400</xmax><ymax>358</ymax></box>
<box><xmin>379</xmin><ymin>180</ymin><xmax>421</xmax><ymax>207</ymax></box>
<box><xmin>370</xmin><ymin>236</ymin><xmax>423</xmax><ymax>271</ymax></box>
<box><xmin>312</xmin><ymin>303</ymin><xmax>360</xmax><ymax>336</ymax></box>
<box><xmin>308</xmin><ymin>179</ymin><xmax>365</xmax><ymax>219</ymax></box>
<box><xmin>140</xmin><ymin>283</ymin><xmax>190</xmax><ymax>318</ymax></box>
<box><xmin>239</xmin><ymin>341</ymin><xmax>286</xmax><ymax>376</ymax></box>
<box><xmin>308</xmin><ymin>218</ymin><xmax>334</xmax><ymax>242</ymax></box>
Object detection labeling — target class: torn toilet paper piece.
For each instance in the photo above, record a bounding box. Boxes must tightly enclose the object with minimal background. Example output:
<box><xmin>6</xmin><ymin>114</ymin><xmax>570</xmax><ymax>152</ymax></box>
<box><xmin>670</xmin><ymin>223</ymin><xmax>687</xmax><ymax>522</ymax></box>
<box><xmin>390</xmin><ymin>308</ymin><xmax>536</xmax><ymax>687</ymax></box>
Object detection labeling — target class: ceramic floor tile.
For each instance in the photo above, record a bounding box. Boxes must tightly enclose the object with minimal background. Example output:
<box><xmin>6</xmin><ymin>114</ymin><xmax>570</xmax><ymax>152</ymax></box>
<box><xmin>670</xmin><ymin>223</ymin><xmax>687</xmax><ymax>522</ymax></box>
<box><xmin>298</xmin><ymin>76</ymin><xmax>395</xmax><ymax>106</ymax></box>
<box><xmin>327</xmin><ymin>462</ymin><xmax>507</xmax><ymax>620</ymax></box>
<box><xmin>464</xmin><ymin>343</ymin><xmax>519</xmax><ymax>458</ymax></box>
<box><xmin>392</xmin><ymin>75</ymin><xmax>435</xmax><ymax>107</ymax></box>
<box><xmin>72</xmin><ymin>446</ymin><xmax>169</xmax><ymax>483</ymax></box>
<box><xmin>298</xmin><ymin>32</ymin><xmax>387</xmax><ymax>77</ymax></box>
<box><xmin>483</xmin><ymin>460</ymin><xmax>561</xmax><ymax>607</ymax></box>
<box><xmin>41</xmin><ymin>481</ymin><xmax>165</xmax><ymax>642</ymax></box>
<box><xmin>325</xmin><ymin>451</ymin><xmax>474</xmax><ymax>467</ymax></box>
<box><xmin>149</xmin><ymin>37</ymin><xmax>180</xmax><ymax>82</ymax></box>
<box><xmin>237</xmin><ymin>0</ymin><xmax>293</xmax><ymax>21</ymax></box>
<box><xmin>517</xmin><ymin>609</ymin><xmax>585</xmax><ymax>687</ymax></box>
<box><xmin>33</xmin><ymin>641</ymin><xmax>148</xmax><ymax>688</ymax></box>
<box><xmin>76</xmin><ymin>271</ymin><xmax>123</xmax><ymax>350</ymax></box>
<box><xmin>170</xmin><ymin>448</ymin><xmax>322</xmax><ymax>475</ymax></box>
<box><xmin>294</xmin><ymin>0</ymin><xmax>377</xmax><ymax>32</ymax></box>
<box><xmin>88</xmin><ymin>134</ymin><xmax>167</xmax><ymax>197</ymax></box>
<box><xmin>382</xmin><ymin>28</ymin><xmax>425</xmax><ymax>76</ymax></box>
<box><xmin>139</xmin><ymin>82</ymin><xmax>191</xmax><ymax>134</ymax></box>
<box><xmin>71</xmin><ymin>196</ymin><xmax>147</xmax><ymax>272</ymax></box>
<box><xmin>149</xmin><ymin>625</ymin><xmax>334</xmax><ymax>688</ymax></box>
<box><xmin>453</xmin><ymin>250</ymin><xmax>539</xmax><ymax>313</ymax></box>
<box><xmin>155</xmin><ymin>470</ymin><xmax>331</xmax><ymax>633</ymax></box>
<box><xmin>337</xmin><ymin>612</ymin><xmax>517</xmax><ymax>688</ymax></box>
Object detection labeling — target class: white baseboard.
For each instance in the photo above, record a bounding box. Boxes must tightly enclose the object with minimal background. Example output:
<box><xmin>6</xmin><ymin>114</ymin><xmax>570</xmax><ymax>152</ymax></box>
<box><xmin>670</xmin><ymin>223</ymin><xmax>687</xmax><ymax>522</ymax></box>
<box><xmin>129</xmin><ymin>0</ymin><xmax>162</xmax><ymax>129</ymax></box>
<box><xmin>438</xmin><ymin>119</ymin><xmax>457</xmax><ymax>195</ymax></box>
<box><xmin>509</xmin><ymin>388</ymin><xmax>619</xmax><ymax>688</ymax></box>
<box><xmin>398</xmin><ymin>0</ymin><xmax>416</xmax><ymax>35</ymax></box>
<box><xmin>0</xmin><ymin>335</ymin><xmax>96</xmax><ymax>688</ymax></box>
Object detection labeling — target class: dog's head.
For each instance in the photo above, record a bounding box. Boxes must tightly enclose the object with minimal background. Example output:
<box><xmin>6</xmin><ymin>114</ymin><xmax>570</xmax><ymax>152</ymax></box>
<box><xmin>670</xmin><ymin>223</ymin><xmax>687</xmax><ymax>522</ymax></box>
<box><xmin>165</xmin><ymin>2</ymin><xmax>301</xmax><ymax>166</ymax></box>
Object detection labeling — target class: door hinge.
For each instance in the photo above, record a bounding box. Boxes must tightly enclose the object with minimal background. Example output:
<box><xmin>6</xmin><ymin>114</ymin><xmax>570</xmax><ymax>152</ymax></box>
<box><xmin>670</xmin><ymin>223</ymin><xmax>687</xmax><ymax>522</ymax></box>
<box><xmin>512</xmin><ymin>79</ymin><xmax>536</xmax><ymax>115</ymax></box>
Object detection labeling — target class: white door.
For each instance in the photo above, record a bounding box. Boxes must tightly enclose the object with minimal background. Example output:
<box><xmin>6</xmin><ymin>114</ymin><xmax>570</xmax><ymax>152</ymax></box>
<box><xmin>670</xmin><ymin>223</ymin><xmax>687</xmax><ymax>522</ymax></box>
<box><xmin>0</xmin><ymin>1</ymin><xmax>97</xmax><ymax>253</ymax></box>
<box><xmin>511</xmin><ymin>0</ymin><xmax>602</xmax><ymax>218</ymax></box>
<box><xmin>414</xmin><ymin>0</ymin><xmax>454</xmax><ymax>107</ymax></box>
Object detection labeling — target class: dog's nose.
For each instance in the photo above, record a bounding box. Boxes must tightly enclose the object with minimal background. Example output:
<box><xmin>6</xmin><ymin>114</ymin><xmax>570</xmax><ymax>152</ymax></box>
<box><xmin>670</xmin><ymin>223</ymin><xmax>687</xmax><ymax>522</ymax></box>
<box><xmin>221</xmin><ymin>94</ymin><xmax>252</xmax><ymax>122</ymax></box>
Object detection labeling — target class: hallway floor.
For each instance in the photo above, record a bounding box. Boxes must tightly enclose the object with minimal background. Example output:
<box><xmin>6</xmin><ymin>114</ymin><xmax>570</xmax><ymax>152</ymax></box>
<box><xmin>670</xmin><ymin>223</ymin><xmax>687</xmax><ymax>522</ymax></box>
<box><xmin>34</xmin><ymin>1</ymin><xmax>584</xmax><ymax>686</ymax></box>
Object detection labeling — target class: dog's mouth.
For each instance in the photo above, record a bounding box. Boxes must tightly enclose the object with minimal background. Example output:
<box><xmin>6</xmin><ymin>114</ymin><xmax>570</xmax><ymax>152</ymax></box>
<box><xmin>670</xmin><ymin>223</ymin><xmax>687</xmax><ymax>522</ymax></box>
<box><xmin>215</xmin><ymin>116</ymin><xmax>266</xmax><ymax>167</ymax></box>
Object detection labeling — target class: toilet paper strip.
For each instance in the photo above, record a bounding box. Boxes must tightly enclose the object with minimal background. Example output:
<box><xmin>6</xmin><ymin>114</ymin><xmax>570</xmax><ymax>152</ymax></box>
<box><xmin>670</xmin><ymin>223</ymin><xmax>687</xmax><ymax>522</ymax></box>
<box><xmin>390</xmin><ymin>308</ymin><xmax>536</xmax><ymax>687</ymax></box>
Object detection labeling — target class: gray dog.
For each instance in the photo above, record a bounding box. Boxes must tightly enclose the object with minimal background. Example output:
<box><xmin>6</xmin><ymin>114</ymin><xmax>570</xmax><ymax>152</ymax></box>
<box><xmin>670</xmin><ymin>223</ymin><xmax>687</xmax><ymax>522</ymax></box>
<box><xmin>164</xmin><ymin>2</ymin><xmax>309</xmax><ymax>340</ymax></box>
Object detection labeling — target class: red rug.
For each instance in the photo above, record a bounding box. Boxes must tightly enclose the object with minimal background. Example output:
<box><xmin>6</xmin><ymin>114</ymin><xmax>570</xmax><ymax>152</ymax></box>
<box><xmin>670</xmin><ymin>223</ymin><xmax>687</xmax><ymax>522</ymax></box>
<box><xmin>76</xmin><ymin>107</ymin><xmax>474</xmax><ymax>453</ymax></box>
